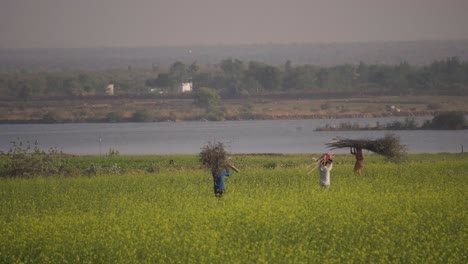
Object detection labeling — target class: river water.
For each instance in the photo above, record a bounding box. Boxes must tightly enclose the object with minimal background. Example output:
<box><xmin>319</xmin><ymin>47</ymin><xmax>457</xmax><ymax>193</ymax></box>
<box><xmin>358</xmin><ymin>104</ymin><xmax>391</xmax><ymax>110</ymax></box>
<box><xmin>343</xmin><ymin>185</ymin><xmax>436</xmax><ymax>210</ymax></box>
<box><xmin>0</xmin><ymin>117</ymin><xmax>467</xmax><ymax>155</ymax></box>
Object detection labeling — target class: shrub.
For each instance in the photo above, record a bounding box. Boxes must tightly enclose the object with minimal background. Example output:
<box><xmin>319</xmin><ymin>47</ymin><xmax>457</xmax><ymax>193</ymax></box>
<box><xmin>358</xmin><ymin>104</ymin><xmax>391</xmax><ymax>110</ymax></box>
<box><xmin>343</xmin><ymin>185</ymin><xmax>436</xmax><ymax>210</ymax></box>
<box><xmin>263</xmin><ymin>162</ymin><xmax>278</xmax><ymax>169</ymax></box>
<box><xmin>106</xmin><ymin>148</ymin><xmax>120</xmax><ymax>156</ymax></box>
<box><xmin>131</xmin><ymin>110</ymin><xmax>151</xmax><ymax>122</ymax></box>
<box><xmin>106</xmin><ymin>163</ymin><xmax>125</xmax><ymax>174</ymax></box>
<box><xmin>193</xmin><ymin>87</ymin><xmax>220</xmax><ymax>111</ymax></box>
<box><xmin>106</xmin><ymin>112</ymin><xmax>123</xmax><ymax>123</ymax></box>
<box><xmin>146</xmin><ymin>163</ymin><xmax>161</xmax><ymax>173</ymax></box>
<box><xmin>429</xmin><ymin>111</ymin><xmax>466</xmax><ymax>129</ymax></box>
<box><xmin>3</xmin><ymin>139</ymin><xmax>73</xmax><ymax>177</ymax></box>
<box><xmin>84</xmin><ymin>163</ymin><xmax>101</xmax><ymax>176</ymax></box>
<box><xmin>204</xmin><ymin>110</ymin><xmax>225</xmax><ymax>121</ymax></box>
<box><xmin>42</xmin><ymin>111</ymin><xmax>63</xmax><ymax>123</ymax></box>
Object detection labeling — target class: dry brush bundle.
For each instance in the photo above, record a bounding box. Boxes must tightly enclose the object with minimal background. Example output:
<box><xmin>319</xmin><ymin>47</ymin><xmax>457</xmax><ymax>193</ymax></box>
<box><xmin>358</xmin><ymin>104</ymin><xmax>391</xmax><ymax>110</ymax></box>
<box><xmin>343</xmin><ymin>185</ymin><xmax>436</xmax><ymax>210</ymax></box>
<box><xmin>326</xmin><ymin>134</ymin><xmax>406</xmax><ymax>161</ymax></box>
<box><xmin>199</xmin><ymin>141</ymin><xmax>239</xmax><ymax>174</ymax></box>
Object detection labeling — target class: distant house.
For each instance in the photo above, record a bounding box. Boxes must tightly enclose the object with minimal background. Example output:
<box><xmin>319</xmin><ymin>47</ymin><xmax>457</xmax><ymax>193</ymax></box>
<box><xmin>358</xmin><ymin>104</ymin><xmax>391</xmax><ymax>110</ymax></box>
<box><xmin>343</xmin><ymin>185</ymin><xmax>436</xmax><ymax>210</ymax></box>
<box><xmin>149</xmin><ymin>82</ymin><xmax>192</xmax><ymax>94</ymax></box>
<box><xmin>179</xmin><ymin>82</ymin><xmax>193</xmax><ymax>93</ymax></box>
<box><xmin>105</xmin><ymin>84</ymin><xmax>114</xmax><ymax>95</ymax></box>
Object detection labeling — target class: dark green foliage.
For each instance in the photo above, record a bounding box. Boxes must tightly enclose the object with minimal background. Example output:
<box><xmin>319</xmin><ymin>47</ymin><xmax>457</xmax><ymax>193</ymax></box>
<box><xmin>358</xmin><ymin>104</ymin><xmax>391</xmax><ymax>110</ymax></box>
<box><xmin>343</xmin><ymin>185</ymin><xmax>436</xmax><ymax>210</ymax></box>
<box><xmin>263</xmin><ymin>162</ymin><xmax>278</xmax><ymax>169</ymax></box>
<box><xmin>146</xmin><ymin>163</ymin><xmax>161</xmax><ymax>173</ymax></box>
<box><xmin>131</xmin><ymin>110</ymin><xmax>151</xmax><ymax>122</ymax></box>
<box><xmin>105</xmin><ymin>112</ymin><xmax>123</xmax><ymax>123</ymax></box>
<box><xmin>248</xmin><ymin>62</ymin><xmax>282</xmax><ymax>91</ymax></box>
<box><xmin>84</xmin><ymin>163</ymin><xmax>101</xmax><ymax>176</ymax></box>
<box><xmin>193</xmin><ymin>87</ymin><xmax>220</xmax><ymax>110</ymax></box>
<box><xmin>42</xmin><ymin>111</ymin><xmax>63</xmax><ymax>123</ymax></box>
<box><xmin>1</xmin><ymin>56</ymin><xmax>467</xmax><ymax>100</ymax></box>
<box><xmin>146</xmin><ymin>73</ymin><xmax>171</xmax><ymax>88</ymax></box>
<box><xmin>0</xmin><ymin>140</ymin><xmax>131</xmax><ymax>177</ymax></box>
<box><xmin>204</xmin><ymin>110</ymin><xmax>225</xmax><ymax>121</ymax></box>
<box><xmin>3</xmin><ymin>139</ymin><xmax>73</xmax><ymax>177</ymax></box>
<box><xmin>429</xmin><ymin>111</ymin><xmax>466</xmax><ymax>129</ymax></box>
<box><xmin>386</xmin><ymin>118</ymin><xmax>418</xmax><ymax>130</ymax></box>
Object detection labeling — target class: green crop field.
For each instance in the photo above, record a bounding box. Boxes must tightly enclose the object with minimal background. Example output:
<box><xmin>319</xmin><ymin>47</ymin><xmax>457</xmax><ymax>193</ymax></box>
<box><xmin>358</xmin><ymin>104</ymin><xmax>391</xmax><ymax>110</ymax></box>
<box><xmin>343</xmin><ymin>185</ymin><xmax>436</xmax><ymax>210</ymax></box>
<box><xmin>0</xmin><ymin>154</ymin><xmax>466</xmax><ymax>263</ymax></box>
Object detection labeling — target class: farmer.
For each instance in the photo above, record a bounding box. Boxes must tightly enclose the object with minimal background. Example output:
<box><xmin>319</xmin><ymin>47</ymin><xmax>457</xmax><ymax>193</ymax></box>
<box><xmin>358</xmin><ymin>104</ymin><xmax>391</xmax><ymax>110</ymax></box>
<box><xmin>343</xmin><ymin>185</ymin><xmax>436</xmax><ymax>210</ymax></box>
<box><xmin>350</xmin><ymin>147</ymin><xmax>364</xmax><ymax>175</ymax></box>
<box><xmin>318</xmin><ymin>153</ymin><xmax>333</xmax><ymax>187</ymax></box>
<box><xmin>212</xmin><ymin>167</ymin><xmax>230</xmax><ymax>197</ymax></box>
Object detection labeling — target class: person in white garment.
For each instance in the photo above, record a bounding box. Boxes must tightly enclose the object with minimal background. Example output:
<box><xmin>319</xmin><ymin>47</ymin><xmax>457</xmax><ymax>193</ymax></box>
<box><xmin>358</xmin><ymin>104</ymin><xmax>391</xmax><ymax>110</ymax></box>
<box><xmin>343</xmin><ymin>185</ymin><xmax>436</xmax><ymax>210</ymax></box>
<box><xmin>318</xmin><ymin>153</ymin><xmax>333</xmax><ymax>187</ymax></box>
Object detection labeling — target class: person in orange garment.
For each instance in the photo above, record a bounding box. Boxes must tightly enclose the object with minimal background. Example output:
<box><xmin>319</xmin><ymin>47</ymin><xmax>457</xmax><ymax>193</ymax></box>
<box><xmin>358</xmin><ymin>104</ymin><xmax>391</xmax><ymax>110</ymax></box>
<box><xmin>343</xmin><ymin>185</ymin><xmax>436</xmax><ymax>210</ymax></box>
<box><xmin>350</xmin><ymin>147</ymin><xmax>364</xmax><ymax>175</ymax></box>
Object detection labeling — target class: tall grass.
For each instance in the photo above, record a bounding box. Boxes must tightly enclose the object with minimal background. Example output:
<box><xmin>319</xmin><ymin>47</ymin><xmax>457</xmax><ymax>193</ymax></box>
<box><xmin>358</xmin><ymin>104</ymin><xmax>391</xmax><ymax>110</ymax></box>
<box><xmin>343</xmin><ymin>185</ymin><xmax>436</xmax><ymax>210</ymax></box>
<box><xmin>0</xmin><ymin>154</ymin><xmax>466</xmax><ymax>263</ymax></box>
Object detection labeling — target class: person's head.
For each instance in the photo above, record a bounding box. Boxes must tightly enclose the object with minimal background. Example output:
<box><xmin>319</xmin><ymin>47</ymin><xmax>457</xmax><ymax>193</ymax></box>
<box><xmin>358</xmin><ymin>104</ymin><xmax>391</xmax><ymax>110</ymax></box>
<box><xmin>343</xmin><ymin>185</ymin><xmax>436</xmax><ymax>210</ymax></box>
<box><xmin>320</xmin><ymin>153</ymin><xmax>332</xmax><ymax>165</ymax></box>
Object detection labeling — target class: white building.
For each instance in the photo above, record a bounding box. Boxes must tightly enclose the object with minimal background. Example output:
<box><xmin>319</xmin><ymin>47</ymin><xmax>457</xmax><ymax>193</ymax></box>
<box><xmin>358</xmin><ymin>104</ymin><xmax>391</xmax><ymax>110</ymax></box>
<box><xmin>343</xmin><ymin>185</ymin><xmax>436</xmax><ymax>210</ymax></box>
<box><xmin>180</xmin><ymin>82</ymin><xmax>193</xmax><ymax>93</ymax></box>
<box><xmin>105</xmin><ymin>84</ymin><xmax>114</xmax><ymax>95</ymax></box>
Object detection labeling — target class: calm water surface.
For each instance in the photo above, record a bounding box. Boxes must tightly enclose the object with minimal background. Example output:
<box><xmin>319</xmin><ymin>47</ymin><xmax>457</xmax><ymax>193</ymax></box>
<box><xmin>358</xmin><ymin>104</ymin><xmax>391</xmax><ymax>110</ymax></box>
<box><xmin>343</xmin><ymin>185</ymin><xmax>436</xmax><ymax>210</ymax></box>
<box><xmin>0</xmin><ymin>117</ymin><xmax>467</xmax><ymax>154</ymax></box>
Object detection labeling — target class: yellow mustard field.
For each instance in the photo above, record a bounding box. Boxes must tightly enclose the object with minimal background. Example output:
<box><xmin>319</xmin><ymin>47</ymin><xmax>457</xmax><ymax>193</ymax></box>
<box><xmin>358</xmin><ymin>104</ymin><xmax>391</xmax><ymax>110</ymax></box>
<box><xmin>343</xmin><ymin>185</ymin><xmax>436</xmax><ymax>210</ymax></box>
<box><xmin>0</xmin><ymin>154</ymin><xmax>467</xmax><ymax>263</ymax></box>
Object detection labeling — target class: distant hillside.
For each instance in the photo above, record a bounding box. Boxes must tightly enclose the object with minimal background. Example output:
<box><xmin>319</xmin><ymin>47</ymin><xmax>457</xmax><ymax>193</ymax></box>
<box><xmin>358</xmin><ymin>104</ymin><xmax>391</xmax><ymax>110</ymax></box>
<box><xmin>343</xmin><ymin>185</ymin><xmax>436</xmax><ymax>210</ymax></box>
<box><xmin>1</xmin><ymin>39</ymin><xmax>467</xmax><ymax>72</ymax></box>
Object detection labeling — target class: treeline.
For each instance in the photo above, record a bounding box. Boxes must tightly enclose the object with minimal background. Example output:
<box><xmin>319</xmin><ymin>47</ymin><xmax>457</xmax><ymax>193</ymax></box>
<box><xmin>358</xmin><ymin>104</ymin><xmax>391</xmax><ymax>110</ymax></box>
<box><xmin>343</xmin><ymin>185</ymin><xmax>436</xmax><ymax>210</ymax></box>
<box><xmin>0</xmin><ymin>67</ymin><xmax>156</xmax><ymax>99</ymax></box>
<box><xmin>317</xmin><ymin>111</ymin><xmax>467</xmax><ymax>131</ymax></box>
<box><xmin>1</xmin><ymin>57</ymin><xmax>467</xmax><ymax>99</ymax></box>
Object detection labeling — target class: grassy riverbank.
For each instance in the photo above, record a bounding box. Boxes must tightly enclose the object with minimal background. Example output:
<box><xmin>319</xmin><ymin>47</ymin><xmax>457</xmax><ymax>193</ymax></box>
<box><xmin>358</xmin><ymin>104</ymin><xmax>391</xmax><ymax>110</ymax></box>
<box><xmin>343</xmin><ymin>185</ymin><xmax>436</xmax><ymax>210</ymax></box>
<box><xmin>1</xmin><ymin>95</ymin><xmax>467</xmax><ymax>123</ymax></box>
<box><xmin>0</xmin><ymin>153</ymin><xmax>466</xmax><ymax>263</ymax></box>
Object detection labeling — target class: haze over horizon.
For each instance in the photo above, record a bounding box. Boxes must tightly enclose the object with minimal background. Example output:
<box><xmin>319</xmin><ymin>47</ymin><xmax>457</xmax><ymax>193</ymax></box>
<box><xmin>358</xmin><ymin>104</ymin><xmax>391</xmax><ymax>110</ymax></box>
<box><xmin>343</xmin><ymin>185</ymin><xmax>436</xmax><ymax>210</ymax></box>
<box><xmin>1</xmin><ymin>0</ymin><xmax>468</xmax><ymax>49</ymax></box>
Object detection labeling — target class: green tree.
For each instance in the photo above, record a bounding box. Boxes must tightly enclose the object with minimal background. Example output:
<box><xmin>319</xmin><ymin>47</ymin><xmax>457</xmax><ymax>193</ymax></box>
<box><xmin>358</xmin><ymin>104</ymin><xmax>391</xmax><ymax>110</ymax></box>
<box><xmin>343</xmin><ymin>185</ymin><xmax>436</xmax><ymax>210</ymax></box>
<box><xmin>219</xmin><ymin>59</ymin><xmax>247</xmax><ymax>96</ymax></box>
<box><xmin>169</xmin><ymin>61</ymin><xmax>189</xmax><ymax>86</ymax></box>
<box><xmin>146</xmin><ymin>73</ymin><xmax>171</xmax><ymax>88</ymax></box>
<box><xmin>17</xmin><ymin>82</ymin><xmax>34</xmax><ymax>99</ymax></box>
<box><xmin>77</xmin><ymin>73</ymin><xmax>96</xmax><ymax>93</ymax></box>
<box><xmin>326</xmin><ymin>64</ymin><xmax>355</xmax><ymax>92</ymax></box>
<box><xmin>283</xmin><ymin>65</ymin><xmax>318</xmax><ymax>91</ymax></box>
<box><xmin>189</xmin><ymin>62</ymin><xmax>200</xmax><ymax>77</ymax></box>
<box><xmin>193</xmin><ymin>87</ymin><xmax>220</xmax><ymax>111</ymax></box>
<box><xmin>64</xmin><ymin>78</ymin><xmax>83</xmax><ymax>96</ymax></box>
<box><xmin>248</xmin><ymin>62</ymin><xmax>282</xmax><ymax>91</ymax></box>
<box><xmin>220</xmin><ymin>59</ymin><xmax>245</xmax><ymax>77</ymax></box>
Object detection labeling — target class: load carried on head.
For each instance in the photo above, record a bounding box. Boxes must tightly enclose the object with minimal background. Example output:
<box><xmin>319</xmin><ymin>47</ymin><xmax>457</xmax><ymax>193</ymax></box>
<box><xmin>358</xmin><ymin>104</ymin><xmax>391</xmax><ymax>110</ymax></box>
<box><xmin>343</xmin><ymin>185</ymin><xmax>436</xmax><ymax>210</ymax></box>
<box><xmin>199</xmin><ymin>141</ymin><xmax>239</xmax><ymax>174</ymax></box>
<box><xmin>326</xmin><ymin>133</ymin><xmax>406</xmax><ymax>161</ymax></box>
<box><xmin>318</xmin><ymin>153</ymin><xmax>333</xmax><ymax>166</ymax></box>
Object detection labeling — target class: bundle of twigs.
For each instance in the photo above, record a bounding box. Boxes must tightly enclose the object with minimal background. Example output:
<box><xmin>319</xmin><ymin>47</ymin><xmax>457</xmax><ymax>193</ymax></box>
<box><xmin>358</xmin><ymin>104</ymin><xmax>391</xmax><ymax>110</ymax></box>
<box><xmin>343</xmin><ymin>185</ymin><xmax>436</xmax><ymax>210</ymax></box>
<box><xmin>199</xmin><ymin>141</ymin><xmax>239</xmax><ymax>174</ymax></box>
<box><xmin>326</xmin><ymin>134</ymin><xmax>406</xmax><ymax>161</ymax></box>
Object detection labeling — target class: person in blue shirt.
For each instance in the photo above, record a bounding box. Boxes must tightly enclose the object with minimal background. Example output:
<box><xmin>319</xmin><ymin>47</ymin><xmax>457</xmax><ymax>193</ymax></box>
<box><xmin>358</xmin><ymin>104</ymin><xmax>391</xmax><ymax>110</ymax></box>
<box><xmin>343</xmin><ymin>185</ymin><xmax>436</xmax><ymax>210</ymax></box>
<box><xmin>212</xmin><ymin>168</ymin><xmax>230</xmax><ymax>197</ymax></box>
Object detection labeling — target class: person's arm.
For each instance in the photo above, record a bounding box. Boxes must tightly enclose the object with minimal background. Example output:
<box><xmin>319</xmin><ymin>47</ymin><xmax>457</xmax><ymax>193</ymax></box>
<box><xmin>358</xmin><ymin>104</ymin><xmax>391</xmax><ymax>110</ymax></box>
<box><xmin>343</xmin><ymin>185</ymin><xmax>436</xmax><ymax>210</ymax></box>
<box><xmin>350</xmin><ymin>147</ymin><xmax>355</xmax><ymax>155</ymax></box>
<box><xmin>318</xmin><ymin>164</ymin><xmax>325</xmax><ymax>172</ymax></box>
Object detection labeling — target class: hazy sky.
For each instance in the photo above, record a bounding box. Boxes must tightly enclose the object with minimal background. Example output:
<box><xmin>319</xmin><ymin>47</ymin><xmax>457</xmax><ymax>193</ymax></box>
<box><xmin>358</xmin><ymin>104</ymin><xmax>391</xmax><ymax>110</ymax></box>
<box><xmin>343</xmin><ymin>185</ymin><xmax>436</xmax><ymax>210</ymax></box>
<box><xmin>1</xmin><ymin>0</ymin><xmax>468</xmax><ymax>48</ymax></box>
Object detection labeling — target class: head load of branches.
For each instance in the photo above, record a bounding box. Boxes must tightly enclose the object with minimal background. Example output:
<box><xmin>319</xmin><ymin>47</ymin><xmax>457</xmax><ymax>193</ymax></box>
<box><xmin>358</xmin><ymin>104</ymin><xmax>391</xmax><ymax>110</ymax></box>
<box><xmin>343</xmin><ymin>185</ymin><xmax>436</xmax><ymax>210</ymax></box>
<box><xmin>326</xmin><ymin>133</ymin><xmax>406</xmax><ymax>161</ymax></box>
<box><xmin>199</xmin><ymin>141</ymin><xmax>230</xmax><ymax>174</ymax></box>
